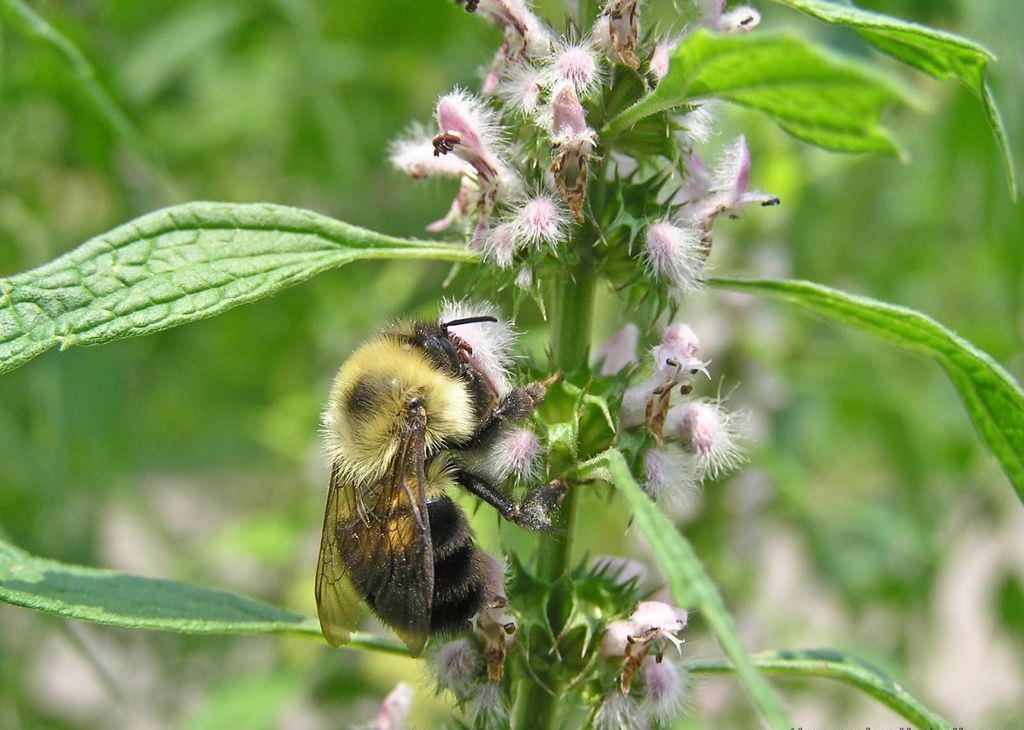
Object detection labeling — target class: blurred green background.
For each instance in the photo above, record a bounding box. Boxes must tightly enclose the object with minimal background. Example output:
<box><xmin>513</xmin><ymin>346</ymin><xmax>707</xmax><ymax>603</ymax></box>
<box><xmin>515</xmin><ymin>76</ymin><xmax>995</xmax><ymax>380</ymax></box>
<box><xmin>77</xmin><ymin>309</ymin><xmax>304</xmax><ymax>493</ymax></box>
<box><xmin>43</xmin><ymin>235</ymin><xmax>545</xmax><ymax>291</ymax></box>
<box><xmin>1</xmin><ymin>1</ymin><xmax>1021</xmax><ymax>728</ymax></box>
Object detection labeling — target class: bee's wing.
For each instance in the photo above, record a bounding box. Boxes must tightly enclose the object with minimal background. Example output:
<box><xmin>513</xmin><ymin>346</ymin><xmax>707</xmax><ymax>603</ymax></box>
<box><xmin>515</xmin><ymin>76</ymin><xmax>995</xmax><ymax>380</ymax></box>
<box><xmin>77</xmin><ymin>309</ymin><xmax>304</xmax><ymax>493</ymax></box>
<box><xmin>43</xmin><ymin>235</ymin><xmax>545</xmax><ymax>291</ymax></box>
<box><xmin>314</xmin><ymin>461</ymin><xmax>367</xmax><ymax>648</ymax></box>
<box><xmin>315</xmin><ymin>422</ymin><xmax>434</xmax><ymax>655</ymax></box>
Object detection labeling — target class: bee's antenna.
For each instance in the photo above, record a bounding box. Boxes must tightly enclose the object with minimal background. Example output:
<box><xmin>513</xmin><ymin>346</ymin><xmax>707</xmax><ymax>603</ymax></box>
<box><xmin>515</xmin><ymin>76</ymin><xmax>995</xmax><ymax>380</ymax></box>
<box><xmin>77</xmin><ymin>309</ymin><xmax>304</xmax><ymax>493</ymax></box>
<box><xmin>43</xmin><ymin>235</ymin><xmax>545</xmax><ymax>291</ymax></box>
<box><xmin>442</xmin><ymin>315</ymin><xmax>498</xmax><ymax>330</ymax></box>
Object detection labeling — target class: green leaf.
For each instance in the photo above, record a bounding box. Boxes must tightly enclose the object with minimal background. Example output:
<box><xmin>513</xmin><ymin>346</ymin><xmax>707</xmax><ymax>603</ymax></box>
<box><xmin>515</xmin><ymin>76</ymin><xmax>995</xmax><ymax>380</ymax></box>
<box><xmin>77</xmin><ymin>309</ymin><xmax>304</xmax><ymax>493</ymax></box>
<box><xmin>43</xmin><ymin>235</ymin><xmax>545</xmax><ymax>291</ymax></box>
<box><xmin>0</xmin><ymin>202</ymin><xmax>479</xmax><ymax>376</ymax></box>
<box><xmin>0</xmin><ymin>536</ymin><xmax>407</xmax><ymax>653</ymax></box>
<box><xmin>687</xmin><ymin>648</ymin><xmax>950</xmax><ymax>729</ymax></box>
<box><xmin>602</xmin><ymin>30</ymin><xmax>906</xmax><ymax>156</ymax></box>
<box><xmin>581</xmin><ymin>448</ymin><xmax>793</xmax><ymax>729</ymax></box>
<box><xmin>769</xmin><ymin>0</ymin><xmax>1017</xmax><ymax>198</ymax></box>
<box><xmin>708</xmin><ymin>277</ymin><xmax>1024</xmax><ymax>502</ymax></box>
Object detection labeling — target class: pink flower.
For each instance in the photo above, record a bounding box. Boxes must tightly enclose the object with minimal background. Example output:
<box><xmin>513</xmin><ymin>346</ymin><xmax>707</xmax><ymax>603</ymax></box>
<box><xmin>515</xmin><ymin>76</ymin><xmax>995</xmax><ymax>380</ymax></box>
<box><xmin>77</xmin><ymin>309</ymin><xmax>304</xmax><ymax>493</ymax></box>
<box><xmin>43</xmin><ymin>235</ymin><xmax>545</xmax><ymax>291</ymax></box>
<box><xmin>434</xmin><ymin>90</ymin><xmax>504</xmax><ymax>183</ymax></box>
<box><xmin>682</xmin><ymin>136</ymin><xmax>779</xmax><ymax>226</ymax></box>
<box><xmin>666</xmin><ymin>399</ymin><xmax>745</xmax><ymax>478</ymax></box>
<box><xmin>543</xmin><ymin>40</ymin><xmax>603</xmax><ymax>96</ymax></box>
<box><xmin>642</xmin><ymin>220</ymin><xmax>705</xmax><ymax>293</ymax></box>
<box><xmin>509</xmin><ymin>194</ymin><xmax>570</xmax><ymax>249</ymax></box>
<box><xmin>482</xmin><ymin>223</ymin><xmax>518</xmax><ymax>268</ymax></box>
<box><xmin>699</xmin><ymin>1</ymin><xmax>760</xmax><ymax>32</ymax></box>
<box><xmin>601</xmin><ymin>601</ymin><xmax>688</xmax><ymax>657</ymax></box>
<box><xmin>491</xmin><ymin>427</ymin><xmax>542</xmax><ymax>481</ymax></box>
<box><xmin>597</xmin><ymin>323</ymin><xmax>639</xmax><ymax>376</ymax></box>
<box><xmin>373</xmin><ymin>682</ymin><xmax>413</xmax><ymax>730</ymax></box>
<box><xmin>649</xmin><ymin>36</ymin><xmax>679</xmax><ymax>83</ymax></box>
<box><xmin>652</xmin><ymin>323</ymin><xmax>709</xmax><ymax>381</ymax></box>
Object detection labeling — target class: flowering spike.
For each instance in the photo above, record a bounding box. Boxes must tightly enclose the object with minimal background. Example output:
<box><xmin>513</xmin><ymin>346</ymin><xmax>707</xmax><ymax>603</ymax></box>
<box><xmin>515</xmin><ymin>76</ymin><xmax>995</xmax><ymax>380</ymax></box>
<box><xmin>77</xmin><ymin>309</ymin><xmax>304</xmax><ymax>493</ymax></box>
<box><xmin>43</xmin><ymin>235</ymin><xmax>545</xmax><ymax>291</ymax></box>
<box><xmin>597</xmin><ymin>322</ymin><xmax>639</xmax><ymax>375</ymax></box>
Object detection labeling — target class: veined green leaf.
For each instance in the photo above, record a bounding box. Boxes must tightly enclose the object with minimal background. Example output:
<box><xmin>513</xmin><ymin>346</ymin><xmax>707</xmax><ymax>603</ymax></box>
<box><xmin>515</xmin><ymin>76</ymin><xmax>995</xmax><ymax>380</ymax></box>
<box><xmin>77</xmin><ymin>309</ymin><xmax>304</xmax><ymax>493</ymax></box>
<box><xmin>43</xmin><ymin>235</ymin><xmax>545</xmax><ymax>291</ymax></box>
<box><xmin>708</xmin><ymin>277</ymin><xmax>1024</xmax><ymax>502</ymax></box>
<box><xmin>687</xmin><ymin>648</ymin><xmax>950</xmax><ymax>729</ymax></box>
<box><xmin>602</xmin><ymin>30</ymin><xmax>905</xmax><ymax>156</ymax></box>
<box><xmin>0</xmin><ymin>202</ymin><xmax>479</xmax><ymax>376</ymax></box>
<box><xmin>0</xmin><ymin>537</ymin><xmax>407</xmax><ymax>654</ymax></box>
<box><xmin>769</xmin><ymin>0</ymin><xmax>1017</xmax><ymax>198</ymax></box>
<box><xmin>581</xmin><ymin>448</ymin><xmax>793</xmax><ymax>729</ymax></box>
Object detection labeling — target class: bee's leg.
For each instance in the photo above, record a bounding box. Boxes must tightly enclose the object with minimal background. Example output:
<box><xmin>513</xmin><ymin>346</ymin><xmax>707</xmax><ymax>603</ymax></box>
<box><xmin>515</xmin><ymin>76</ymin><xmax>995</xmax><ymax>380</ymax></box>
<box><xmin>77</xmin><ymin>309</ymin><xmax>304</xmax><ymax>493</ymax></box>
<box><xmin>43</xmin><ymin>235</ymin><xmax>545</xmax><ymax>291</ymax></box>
<box><xmin>454</xmin><ymin>469</ymin><xmax>565</xmax><ymax>532</ymax></box>
<box><xmin>456</xmin><ymin>381</ymin><xmax>550</xmax><ymax>451</ymax></box>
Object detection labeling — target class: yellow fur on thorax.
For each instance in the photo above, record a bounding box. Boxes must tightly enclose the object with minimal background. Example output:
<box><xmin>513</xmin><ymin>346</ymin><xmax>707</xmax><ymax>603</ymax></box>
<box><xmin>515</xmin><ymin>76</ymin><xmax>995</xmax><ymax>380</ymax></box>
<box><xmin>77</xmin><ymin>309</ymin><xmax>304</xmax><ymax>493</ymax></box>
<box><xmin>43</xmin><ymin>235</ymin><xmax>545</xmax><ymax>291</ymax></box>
<box><xmin>322</xmin><ymin>336</ymin><xmax>475</xmax><ymax>485</ymax></box>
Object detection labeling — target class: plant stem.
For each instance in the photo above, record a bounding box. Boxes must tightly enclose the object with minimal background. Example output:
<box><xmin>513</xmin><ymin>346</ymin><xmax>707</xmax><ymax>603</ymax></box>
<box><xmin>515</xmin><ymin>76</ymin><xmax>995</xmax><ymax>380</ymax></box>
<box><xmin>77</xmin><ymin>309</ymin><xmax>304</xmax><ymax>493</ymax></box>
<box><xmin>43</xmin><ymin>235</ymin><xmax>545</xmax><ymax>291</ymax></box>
<box><xmin>512</xmin><ymin>239</ymin><xmax>597</xmax><ymax>730</ymax></box>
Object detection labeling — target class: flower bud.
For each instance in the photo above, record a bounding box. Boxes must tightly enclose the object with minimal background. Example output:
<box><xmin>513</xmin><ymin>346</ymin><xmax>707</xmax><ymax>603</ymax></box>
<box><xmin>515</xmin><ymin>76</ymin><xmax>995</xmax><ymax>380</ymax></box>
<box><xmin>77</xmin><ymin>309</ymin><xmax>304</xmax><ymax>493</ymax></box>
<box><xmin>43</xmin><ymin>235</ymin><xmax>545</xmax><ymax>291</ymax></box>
<box><xmin>467</xmin><ymin>682</ymin><xmax>508</xmax><ymax>729</ymax></box>
<box><xmin>642</xmin><ymin>220</ymin><xmax>705</xmax><ymax>293</ymax></box>
<box><xmin>543</xmin><ymin>40</ymin><xmax>603</xmax><ymax>97</ymax></box>
<box><xmin>649</xmin><ymin>36</ymin><xmax>679</xmax><ymax>83</ymax></box>
<box><xmin>497</xmin><ymin>62</ymin><xmax>544</xmax><ymax>116</ymax></box>
<box><xmin>594</xmin><ymin>691</ymin><xmax>645</xmax><ymax>730</ymax></box>
<box><xmin>491</xmin><ymin>427</ymin><xmax>542</xmax><ymax>482</ymax></box>
<box><xmin>510</xmin><ymin>194</ymin><xmax>570</xmax><ymax>250</ymax></box>
<box><xmin>597</xmin><ymin>323</ymin><xmax>639</xmax><ymax>376</ymax></box>
<box><xmin>644</xmin><ymin>446</ymin><xmax>699</xmax><ymax>505</ymax></box>
<box><xmin>482</xmin><ymin>222</ymin><xmax>518</xmax><ymax>268</ymax></box>
<box><xmin>666</xmin><ymin>399</ymin><xmax>745</xmax><ymax>478</ymax></box>
<box><xmin>641</xmin><ymin>656</ymin><xmax>689</xmax><ymax>724</ymax></box>
<box><xmin>433</xmin><ymin>639</ymin><xmax>480</xmax><ymax>696</ymax></box>
<box><xmin>514</xmin><ymin>266</ymin><xmax>533</xmax><ymax>290</ymax></box>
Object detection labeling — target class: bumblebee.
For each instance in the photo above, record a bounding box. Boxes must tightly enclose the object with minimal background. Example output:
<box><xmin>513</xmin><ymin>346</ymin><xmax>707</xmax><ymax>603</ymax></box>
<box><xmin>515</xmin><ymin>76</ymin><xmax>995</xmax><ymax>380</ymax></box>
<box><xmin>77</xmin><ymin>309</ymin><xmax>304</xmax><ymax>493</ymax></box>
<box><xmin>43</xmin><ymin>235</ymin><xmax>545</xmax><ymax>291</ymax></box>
<box><xmin>315</xmin><ymin>307</ymin><xmax>561</xmax><ymax>654</ymax></box>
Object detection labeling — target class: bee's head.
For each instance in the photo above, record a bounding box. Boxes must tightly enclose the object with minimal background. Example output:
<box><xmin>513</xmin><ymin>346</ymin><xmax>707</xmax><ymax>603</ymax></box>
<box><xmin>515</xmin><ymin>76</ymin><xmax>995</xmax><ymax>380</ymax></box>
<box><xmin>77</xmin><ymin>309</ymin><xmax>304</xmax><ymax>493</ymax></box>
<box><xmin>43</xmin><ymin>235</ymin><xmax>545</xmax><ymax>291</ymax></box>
<box><xmin>404</xmin><ymin>315</ymin><xmax>498</xmax><ymax>378</ymax></box>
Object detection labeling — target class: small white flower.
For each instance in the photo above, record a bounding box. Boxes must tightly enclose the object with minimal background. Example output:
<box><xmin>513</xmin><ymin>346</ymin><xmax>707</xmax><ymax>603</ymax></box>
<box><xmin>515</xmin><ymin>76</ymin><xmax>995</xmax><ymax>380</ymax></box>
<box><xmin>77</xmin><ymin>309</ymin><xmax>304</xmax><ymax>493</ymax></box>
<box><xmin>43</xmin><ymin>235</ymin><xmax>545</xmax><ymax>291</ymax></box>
<box><xmin>373</xmin><ymin>682</ymin><xmax>413</xmax><ymax>730</ymax></box>
<box><xmin>641</xmin><ymin>657</ymin><xmax>690</xmax><ymax>724</ymax></box>
<box><xmin>666</xmin><ymin>399</ymin><xmax>746</xmax><ymax>478</ymax></box>
<box><xmin>719</xmin><ymin>5</ymin><xmax>761</xmax><ymax>33</ymax></box>
<box><xmin>433</xmin><ymin>639</ymin><xmax>480</xmax><ymax>696</ymax></box>
<box><xmin>390</xmin><ymin>123</ymin><xmax>471</xmax><ymax>179</ymax></box>
<box><xmin>439</xmin><ymin>299</ymin><xmax>516</xmax><ymax>395</ymax></box>
<box><xmin>597</xmin><ymin>322</ymin><xmax>639</xmax><ymax>376</ymax></box>
<box><xmin>482</xmin><ymin>222</ymin><xmax>519</xmax><ymax>268</ymax></box>
<box><xmin>644</xmin><ymin>446</ymin><xmax>700</xmax><ymax>505</ymax></box>
<box><xmin>619</xmin><ymin>377</ymin><xmax>657</xmax><ymax>430</ymax></box>
<box><xmin>683</xmin><ymin>135</ymin><xmax>779</xmax><ymax>225</ymax></box>
<box><xmin>630</xmin><ymin>600</ymin><xmax>688</xmax><ymax>652</ymax></box>
<box><xmin>509</xmin><ymin>194</ymin><xmax>570</xmax><ymax>250</ymax></box>
<box><xmin>652</xmin><ymin>323</ymin><xmax>709</xmax><ymax>381</ymax></box>
<box><xmin>542</xmin><ymin>39</ymin><xmax>603</xmax><ymax>97</ymax></box>
<box><xmin>514</xmin><ymin>266</ymin><xmax>533</xmax><ymax>290</ymax></box>
<box><xmin>594</xmin><ymin>691</ymin><xmax>645</xmax><ymax>730</ymax></box>
<box><xmin>642</xmin><ymin>220</ymin><xmax>705</xmax><ymax>293</ymax></box>
<box><xmin>496</xmin><ymin>62</ymin><xmax>545</xmax><ymax>116</ymax></box>
<box><xmin>467</xmin><ymin>683</ymin><xmax>508</xmax><ymax>730</ymax></box>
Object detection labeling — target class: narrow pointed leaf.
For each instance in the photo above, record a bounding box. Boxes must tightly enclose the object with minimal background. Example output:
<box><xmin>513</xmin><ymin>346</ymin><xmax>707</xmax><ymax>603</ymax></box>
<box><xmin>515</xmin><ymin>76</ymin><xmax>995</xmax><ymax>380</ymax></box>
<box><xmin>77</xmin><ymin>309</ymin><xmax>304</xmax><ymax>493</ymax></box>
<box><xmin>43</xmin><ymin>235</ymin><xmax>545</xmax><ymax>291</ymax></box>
<box><xmin>602</xmin><ymin>30</ymin><xmax>906</xmax><ymax>156</ymax></box>
<box><xmin>709</xmin><ymin>277</ymin><xmax>1024</xmax><ymax>502</ymax></box>
<box><xmin>769</xmin><ymin>0</ymin><xmax>1017</xmax><ymax>198</ymax></box>
<box><xmin>687</xmin><ymin>648</ymin><xmax>949</xmax><ymax>729</ymax></box>
<box><xmin>0</xmin><ymin>537</ymin><xmax>406</xmax><ymax>654</ymax></box>
<box><xmin>0</xmin><ymin>202</ymin><xmax>478</xmax><ymax>376</ymax></box>
<box><xmin>581</xmin><ymin>448</ymin><xmax>792</xmax><ymax>729</ymax></box>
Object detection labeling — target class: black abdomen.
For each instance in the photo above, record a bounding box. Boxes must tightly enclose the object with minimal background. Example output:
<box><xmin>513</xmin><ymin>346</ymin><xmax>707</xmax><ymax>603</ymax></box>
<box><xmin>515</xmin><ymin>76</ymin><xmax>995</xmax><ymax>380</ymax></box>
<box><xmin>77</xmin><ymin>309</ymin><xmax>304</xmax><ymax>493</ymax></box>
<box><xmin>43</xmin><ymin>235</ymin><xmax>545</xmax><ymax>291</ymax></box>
<box><xmin>428</xmin><ymin>496</ymin><xmax>486</xmax><ymax>635</ymax></box>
